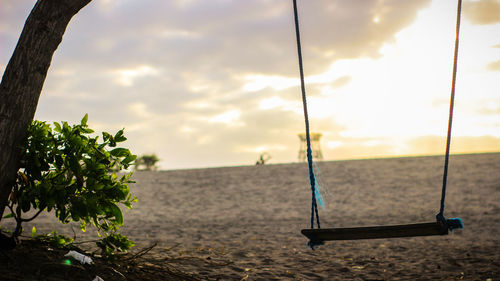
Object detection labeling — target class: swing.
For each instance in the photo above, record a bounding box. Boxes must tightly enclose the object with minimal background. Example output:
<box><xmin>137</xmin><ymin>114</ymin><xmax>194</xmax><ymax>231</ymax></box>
<box><xmin>292</xmin><ymin>0</ymin><xmax>465</xmax><ymax>247</ymax></box>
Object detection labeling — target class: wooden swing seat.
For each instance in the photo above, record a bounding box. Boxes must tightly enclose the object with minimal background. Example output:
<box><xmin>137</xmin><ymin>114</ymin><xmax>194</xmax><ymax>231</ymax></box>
<box><xmin>301</xmin><ymin>221</ymin><xmax>448</xmax><ymax>241</ymax></box>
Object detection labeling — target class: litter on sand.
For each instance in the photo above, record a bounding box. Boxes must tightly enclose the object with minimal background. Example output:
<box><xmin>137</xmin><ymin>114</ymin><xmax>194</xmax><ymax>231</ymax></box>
<box><xmin>64</xmin><ymin>250</ymin><xmax>93</xmax><ymax>265</ymax></box>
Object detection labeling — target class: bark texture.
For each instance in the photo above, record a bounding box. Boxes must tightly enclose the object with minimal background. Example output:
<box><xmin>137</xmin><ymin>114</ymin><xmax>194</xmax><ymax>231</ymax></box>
<box><xmin>0</xmin><ymin>0</ymin><xmax>92</xmax><ymax>220</ymax></box>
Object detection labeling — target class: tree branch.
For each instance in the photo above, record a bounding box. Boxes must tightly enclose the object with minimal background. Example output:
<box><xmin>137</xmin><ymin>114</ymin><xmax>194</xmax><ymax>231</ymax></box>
<box><xmin>20</xmin><ymin>208</ymin><xmax>45</xmax><ymax>223</ymax></box>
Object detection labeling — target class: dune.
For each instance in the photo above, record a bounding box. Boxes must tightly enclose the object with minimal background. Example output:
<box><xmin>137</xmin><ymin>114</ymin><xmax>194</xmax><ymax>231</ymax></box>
<box><xmin>6</xmin><ymin>153</ymin><xmax>500</xmax><ymax>280</ymax></box>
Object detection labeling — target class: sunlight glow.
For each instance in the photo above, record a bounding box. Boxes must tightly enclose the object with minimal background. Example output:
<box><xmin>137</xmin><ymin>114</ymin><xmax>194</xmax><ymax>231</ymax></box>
<box><xmin>240</xmin><ymin>145</ymin><xmax>287</xmax><ymax>153</ymax></box>
<box><xmin>115</xmin><ymin>65</ymin><xmax>159</xmax><ymax>87</ymax></box>
<box><xmin>128</xmin><ymin>102</ymin><xmax>153</xmax><ymax>119</ymax></box>
<box><xmin>304</xmin><ymin>1</ymin><xmax>462</xmax><ymax>139</ymax></box>
<box><xmin>258</xmin><ymin>96</ymin><xmax>300</xmax><ymax>113</ymax></box>
<box><xmin>242</xmin><ymin>74</ymin><xmax>298</xmax><ymax>92</ymax></box>
<box><xmin>327</xmin><ymin>141</ymin><xmax>343</xmax><ymax>149</ymax></box>
<box><xmin>209</xmin><ymin>110</ymin><xmax>243</xmax><ymax>126</ymax></box>
<box><xmin>160</xmin><ymin>29</ymin><xmax>200</xmax><ymax>39</ymax></box>
<box><xmin>259</xmin><ymin>96</ymin><xmax>285</xmax><ymax>110</ymax></box>
<box><xmin>180</xmin><ymin>126</ymin><xmax>195</xmax><ymax>133</ymax></box>
<box><xmin>185</xmin><ymin>100</ymin><xmax>213</xmax><ymax>109</ymax></box>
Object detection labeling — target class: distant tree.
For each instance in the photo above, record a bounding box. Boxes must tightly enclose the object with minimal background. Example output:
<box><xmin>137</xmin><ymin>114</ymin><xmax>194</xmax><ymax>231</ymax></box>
<box><xmin>0</xmin><ymin>0</ymin><xmax>93</xmax><ymax>221</ymax></box>
<box><xmin>255</xmin><ymin>152</ymin><xmax>271</xmax><ymax>165</ymax></box>
<box><xmin>135</xmin><ymin>154</ymin><xmax>160</xmax><ymax>171</ymax></box>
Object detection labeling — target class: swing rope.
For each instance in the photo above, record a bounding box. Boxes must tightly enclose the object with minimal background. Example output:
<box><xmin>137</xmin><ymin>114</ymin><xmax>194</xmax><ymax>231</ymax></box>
<box><xmin>293</xmin><ymin>0</ymin><xmax>464</xmax><ymax>241</ymax></box>
<box><xmin>292</xmin><ymin>0</ymin><xmax>321</xmax><ymax>230</ymax></box>
<box><xmin>436</xmin><ymin>0</ymin><xmax>464</xmax><ymax>231</ymax></box>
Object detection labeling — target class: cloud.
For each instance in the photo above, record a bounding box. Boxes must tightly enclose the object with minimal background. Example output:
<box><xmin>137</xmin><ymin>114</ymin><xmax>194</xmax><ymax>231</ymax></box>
<box><xmin>487</xmin><ymin>60</ymin><xmax>500</xmax><ymax>71</ymax></box>
<box><xmin>122</xmin><ymin>108</ymin><xmax>306</xmax><ymax>168</ymax></box>
<box><xmin>128</xmin><ymin>102</ymin><xmax>153</xmax><ymax>119</ymax></box>
<box><xmin>49</xmin><ymin>0</ymin><xmax>433</xmax><ymax>77</ymax></box>
<box><xmin>242</xmin><ymin>75</ymin><xmax>298</xmax><ymax>92</ymax></box>
<box><xmin>408</xmin><ymin>135</ymin><xmax>500</xmax><ymax>155</ymax></box>
<box><xmin>113</xmin><ymin>65</ymin><xmax>159</xmax><ymax>87</ymax></box>
<box><xmin>478</xmin><ymin>101</ymin><xmax>500</xmax><ymax>114</ymax></box>
<box><xmin>464</xmin><ymin>0</ymin><xmax>500</xmax><ymax>25</ymax></box>
<box><xmin>8</xmin><ymin>0</ymin><xmax>498</xmax><ymax>170</ymax></box>
<box><xmin>326</xmin><ymin>137</ymin><xmax>397</xmax><ymax>160</ymax></box>
<box><xmin>331</xmin><ymin>75</ymin><xmax>352</xmax><ymax>89</ymax></box>
<box><xmin>293</xmin><ymin>0</ymin><xmax>432</xmax><ymax>73</ymax></box>
<box><xmin>4</xmin><ymin>0</ymin><xmax>433</xmax><ymax>98</ymax></box>
<box><xmin>208</xmin><ymin>110</ymin><xmax>244</xmax><ymax>126</ymax></box>
<box><xmin>0</xmin><ymin>1</ymin><xmax>36</xmax><ymax>38</ymax></box>
<box><xmin>325</xmin><ymin>135</ymin><xmax>500</xmax><ymax>161</ymax></box>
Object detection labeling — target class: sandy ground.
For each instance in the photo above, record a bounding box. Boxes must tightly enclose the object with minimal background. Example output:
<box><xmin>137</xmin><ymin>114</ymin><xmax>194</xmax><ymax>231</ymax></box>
<box><xmin>6</xmin><ymin>153</ymin><xmax>500</xmax><ymax>280</ymax></box>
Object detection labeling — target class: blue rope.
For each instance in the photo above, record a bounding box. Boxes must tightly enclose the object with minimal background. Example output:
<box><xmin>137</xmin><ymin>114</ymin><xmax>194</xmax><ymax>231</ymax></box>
<box><xmin>436</xmin><ymin>0</ymin><xmax>464</xmax><ymax>232</ymax></box>
<box><xmin>293</xmin><ymin>0</ymin><xmax>321</xmax><ymax>231</ymax></box>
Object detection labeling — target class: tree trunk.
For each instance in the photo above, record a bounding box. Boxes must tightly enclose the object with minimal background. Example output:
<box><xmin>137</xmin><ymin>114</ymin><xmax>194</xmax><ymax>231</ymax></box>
<box><xmin>0</xmin><ymin>0</ymin><xmax>92</xmax><ymax>221</ymax></box>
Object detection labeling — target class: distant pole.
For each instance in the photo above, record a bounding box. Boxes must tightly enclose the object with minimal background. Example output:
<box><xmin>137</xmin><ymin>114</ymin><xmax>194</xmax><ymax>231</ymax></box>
<box><xmin>298</xmin><ymin>133</ymin><xmax>324</xmax><ymax>162</ymax></box>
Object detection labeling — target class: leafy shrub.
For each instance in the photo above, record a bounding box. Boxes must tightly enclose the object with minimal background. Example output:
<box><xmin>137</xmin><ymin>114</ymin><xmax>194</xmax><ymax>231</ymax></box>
<box><xmin>32</xmin><ymin>228</ymin><xmax>74</xmax><ymax>248</ymax></box>
<box><xmin>4</xmin><ymin>114</ymin><xmax>137</xmax><ymax>256</ymax></box>
<box><xmin>135</xmin><ymin>154</ymin><xmax>160</xmax><ymax>171</ymax></box>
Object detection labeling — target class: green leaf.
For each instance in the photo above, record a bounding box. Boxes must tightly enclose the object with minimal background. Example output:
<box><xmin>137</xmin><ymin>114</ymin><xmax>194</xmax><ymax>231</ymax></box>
<box><xmin>71</xmin><ymin>213</ymin><xmax>80</xmax><ymax>222</ymax></box>
<box><xmin>3</xmin><ymin>213</ymin><xmax>15</xmax><ymax>219</ymax></box>
<box><xmin>110</xmin><ymin>148</ymin><xmax>129</xmax><ymax>157</ymax></box>
<box><xmin>47</xmin><ymin>198</ymin><xmax>56</xmax><ymax>210</ymax></box>
<box><xmin>102</xmin><ymin>132</ymin><xmax>112</xmax><ymax>142</ymax></box>
<box><xmin>81</xmin><ymin>127</ymin><xmax>94</xmax><ymax>134</ymax></box>
<box><xmin>109</xmin><ymin>204</ymin><xmax>123</xmax><ymax>225</ymax></box>
<box><xmin>103</xmin><ymin>132</ymin><xmax>117</xmax><ymax>147</ymax></box>
<box><xmin>32</xmin><ymin>226</ymin><xmax>37</xmax><ymax>238</ymax></box>
<box><xmin>114</xmin><ymin>130</ymin><xmax>127</xmax><ymax>143</ymax></box>
<box><xmin>55</xmin><ymin>155</ymin><xmax>64</xmax><ymax>168</ymax></box>
<box><xmin>54</xmin><ymin>122</ymin><xmax>62</xmax><ymax>133</ymax></box>
<box><xmin>122</xmin><ymin>154</ymin><xmax>137</xmax><ymax>165</ymax></box>
<box><xmin>62</xmin><ymin>121</ymin><xmax>70</xmax><ymax>132</ymax></box>
<box><xmin>81</xmin><ymin>114</ymin><xmax>89</xmax><ymax>126</ymax></box>
<box><xmin>80</xmin><ymin>222</ymin><xmax>87</xmax><ymax>232</ymax></box>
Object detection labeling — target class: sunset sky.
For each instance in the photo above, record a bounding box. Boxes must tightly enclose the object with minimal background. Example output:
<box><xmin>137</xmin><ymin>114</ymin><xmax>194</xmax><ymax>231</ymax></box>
<box><xmin>1</xmin><ymin>0</ymin><xmax>499</xmax><ymax>170</ymax></box>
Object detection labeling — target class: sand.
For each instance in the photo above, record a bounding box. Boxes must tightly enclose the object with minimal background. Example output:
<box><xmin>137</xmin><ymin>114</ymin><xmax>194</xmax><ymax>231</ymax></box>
<box><xmin>5</xmin><ymin>153</ymin><xmax>500</xmax><ymax>280</ymax></box>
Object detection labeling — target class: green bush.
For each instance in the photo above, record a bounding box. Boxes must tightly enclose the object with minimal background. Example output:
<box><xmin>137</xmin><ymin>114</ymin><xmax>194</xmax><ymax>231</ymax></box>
<box><xmin>135</xmin><ymin>154</ymin><xmax>160</xmax><ymax>171</ymax></box>
<box><xmin>4</xmin><ymin>114</ymin><xmax>137</xmax><ymax>256</ymax></box>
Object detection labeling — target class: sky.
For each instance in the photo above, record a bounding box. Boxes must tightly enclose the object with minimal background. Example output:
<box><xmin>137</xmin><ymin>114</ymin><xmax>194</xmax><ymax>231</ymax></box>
<box><xmin>1</xmin><ymin>0</ymin><xmax>499</xmax><ymax>170</ymax></box>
